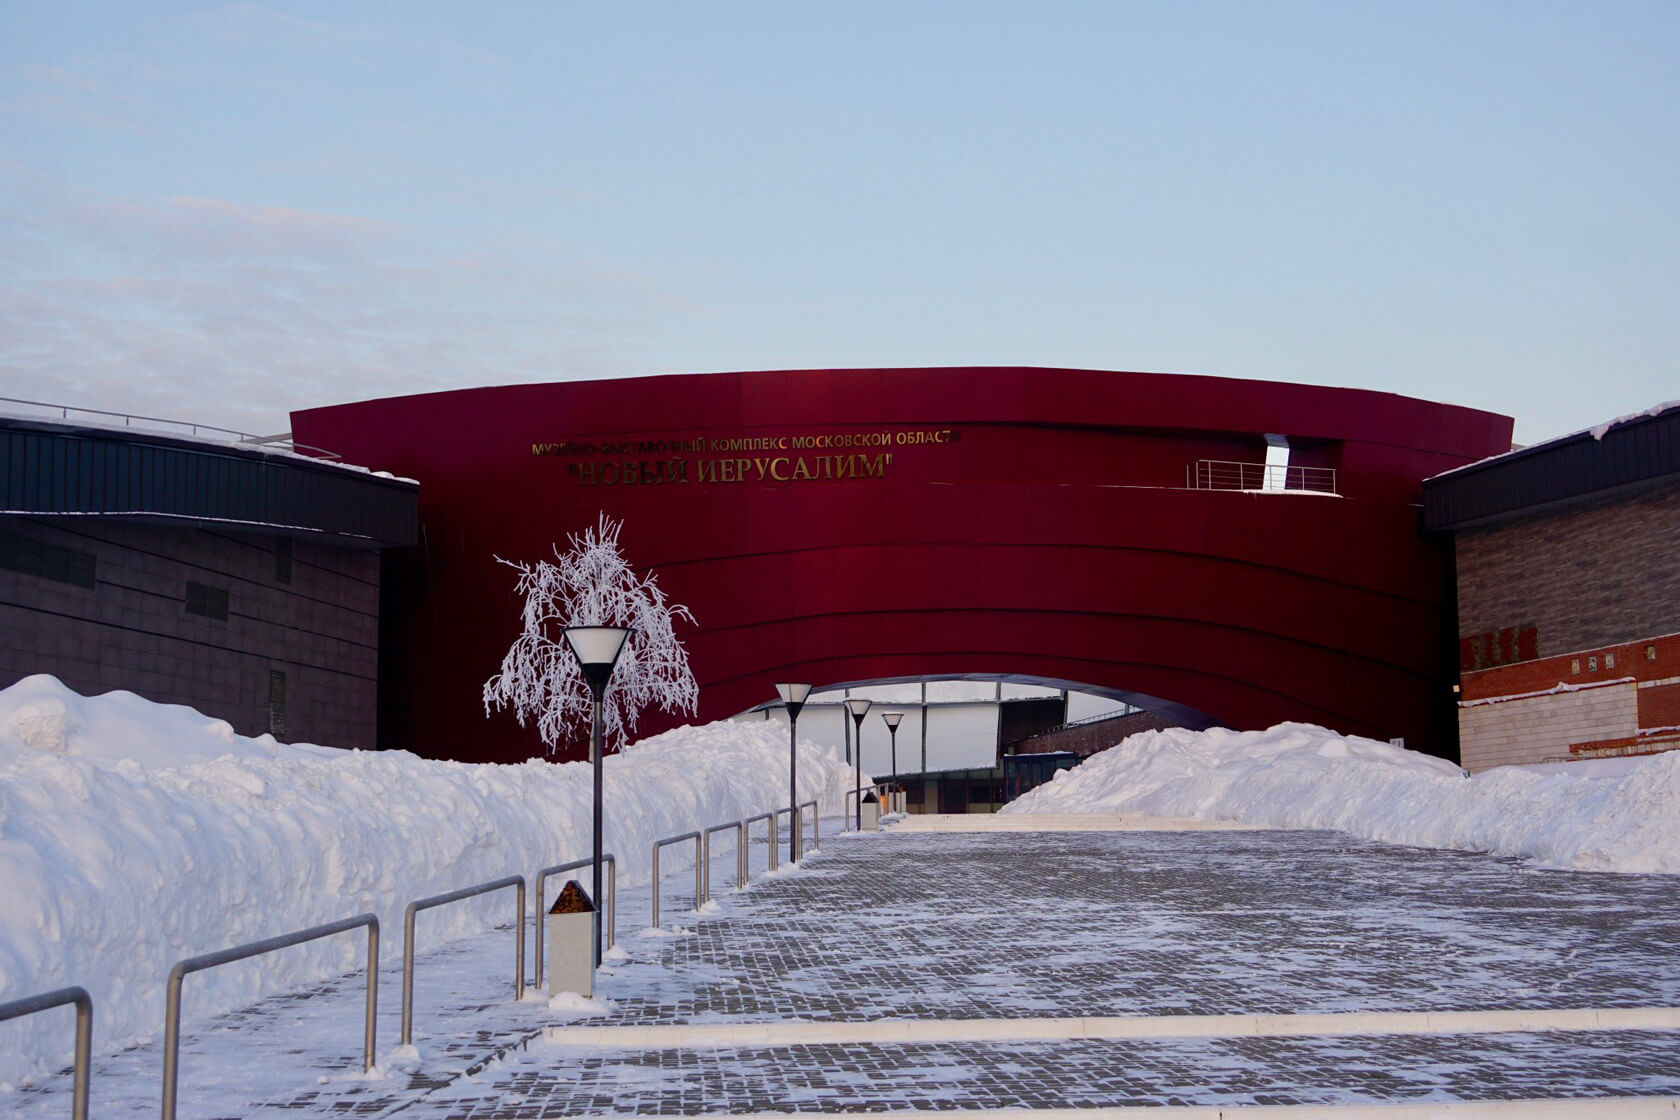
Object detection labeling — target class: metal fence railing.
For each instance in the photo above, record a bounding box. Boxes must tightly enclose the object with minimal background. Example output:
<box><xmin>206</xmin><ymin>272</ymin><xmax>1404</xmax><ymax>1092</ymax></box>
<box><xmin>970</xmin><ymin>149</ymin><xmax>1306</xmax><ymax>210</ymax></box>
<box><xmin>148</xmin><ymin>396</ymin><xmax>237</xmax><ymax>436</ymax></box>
<box><xmin>533</xmin><ymin>855</ymin><xmax>616</xmax><ymax>991</ymax></box>
<box><xmin>401</xmin><ymin>876</ymin><xmax>525</xmax><ymax>1045</ymax></box>
<box><xmin>844</xmin><ymin>782</ymin><xmax>888</xmax><ymax>828</ymax></box>
<box><xmin>161</xmin><ymin>914</ymin><xmax>379</xmax><ymax>1120</ymax></box>
<box><xmin>743</xmin><ymin>810</ymin><xmax>780</xmax><ymax>873</ymax></box>
<box><xmin>651</xmin><ymin>831</ymin><xmax>704</xmax><ymax>929</ymax></box>
<box><xmin>702</xmin><ymin>821</ymin><xmax>747</xmax><ymax>903</ymax></box>
<box><xmin>799</xmin><ymin>799</ymin><xmax>821</xmax><ymax>852</ymax></box>
<box><xmin>13</xmin><ymin>796</ymin><xmax>869</xmax><ymax>1111</ymax></box>
<box><xmin>0</xmin><ymin>987</ymin><xmax>91</xmax><ymax>1120</ymax></box>
<box><xmin>1186</xmin><ymin>460</ymin><xmax>1338</xmax><ymax>494</ymax></box>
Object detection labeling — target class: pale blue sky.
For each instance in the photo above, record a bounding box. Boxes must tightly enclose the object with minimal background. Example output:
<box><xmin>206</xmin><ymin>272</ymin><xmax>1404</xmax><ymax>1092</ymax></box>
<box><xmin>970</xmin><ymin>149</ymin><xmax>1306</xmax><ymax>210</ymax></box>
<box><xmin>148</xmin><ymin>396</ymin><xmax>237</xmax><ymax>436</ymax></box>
<box><xmin>2</xmin><ymin>2</ymin><xmax>1675</xmax><ymax>442</ymax></box>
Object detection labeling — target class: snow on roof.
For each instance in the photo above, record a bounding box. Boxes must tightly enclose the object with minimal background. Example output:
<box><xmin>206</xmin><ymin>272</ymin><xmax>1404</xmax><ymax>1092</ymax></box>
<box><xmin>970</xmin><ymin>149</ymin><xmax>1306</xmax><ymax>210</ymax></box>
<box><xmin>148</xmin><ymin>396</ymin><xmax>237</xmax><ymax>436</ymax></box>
<box><xmin>1429</xmin><ymin>398</ymin><xmax>1680</xmax><ymax>482</ymax></box>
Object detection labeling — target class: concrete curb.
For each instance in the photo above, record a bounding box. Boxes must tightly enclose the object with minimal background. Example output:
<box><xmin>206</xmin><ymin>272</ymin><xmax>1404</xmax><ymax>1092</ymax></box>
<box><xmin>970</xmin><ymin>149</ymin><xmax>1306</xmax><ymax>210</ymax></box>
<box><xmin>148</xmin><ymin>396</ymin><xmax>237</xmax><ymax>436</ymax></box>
<box><xmin>888</xmin><ymin>813</ymin><xmax>1265</xmax><ymax>832</ymax></box>
<box><xmin>669</xmin><ymin>1101</ymin><xmax>1680</xmax><ymax>1118</ymax></box>
<box><xmin>545</xmin><ymin>1007</ymin><xmax>1680</xmax><ymax>1049</ymax></box>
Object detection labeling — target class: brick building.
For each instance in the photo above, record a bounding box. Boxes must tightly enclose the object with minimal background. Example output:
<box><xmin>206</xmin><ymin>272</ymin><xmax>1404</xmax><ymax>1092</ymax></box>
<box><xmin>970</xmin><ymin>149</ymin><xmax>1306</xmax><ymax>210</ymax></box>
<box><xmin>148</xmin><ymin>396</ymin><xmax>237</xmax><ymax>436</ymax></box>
<box><xmin>0</xmin><ymin>414</ymin><xmax>417</xmax><ymax>751</ymax></box>
<box><xmin>1423</xmin><ymin>403</ymin><xmax>1680</xmax><ymax>771</ymax></box>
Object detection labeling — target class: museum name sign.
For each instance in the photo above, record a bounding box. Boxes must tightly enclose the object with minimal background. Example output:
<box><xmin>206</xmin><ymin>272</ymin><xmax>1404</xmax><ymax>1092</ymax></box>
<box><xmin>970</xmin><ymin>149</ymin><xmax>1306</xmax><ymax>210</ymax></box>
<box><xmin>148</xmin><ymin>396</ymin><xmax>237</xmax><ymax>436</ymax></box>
<box><xmin>532</xmin><ymin>427</ymin><xmax>958</xmax><ymax>488</ymax></box>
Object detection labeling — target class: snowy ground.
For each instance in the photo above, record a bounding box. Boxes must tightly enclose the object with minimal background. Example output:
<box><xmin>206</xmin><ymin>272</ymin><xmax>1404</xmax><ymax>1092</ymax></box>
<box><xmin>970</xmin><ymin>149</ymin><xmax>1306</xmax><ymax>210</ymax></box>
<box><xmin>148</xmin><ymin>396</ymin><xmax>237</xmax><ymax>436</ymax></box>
<box><xmin>1</xmin><ymin>813</ymin><xmax>826</xmax><ymax>1119</ymax></box>
<box><xmin>1003</xmin><ymin>722</ymin><xmax>1680</xmax><ymax>873</ymax></box>
<box><xmin>0</xmin><ymin>675</ymin><xmax>854</xmax><ymax>1088</ymax></box>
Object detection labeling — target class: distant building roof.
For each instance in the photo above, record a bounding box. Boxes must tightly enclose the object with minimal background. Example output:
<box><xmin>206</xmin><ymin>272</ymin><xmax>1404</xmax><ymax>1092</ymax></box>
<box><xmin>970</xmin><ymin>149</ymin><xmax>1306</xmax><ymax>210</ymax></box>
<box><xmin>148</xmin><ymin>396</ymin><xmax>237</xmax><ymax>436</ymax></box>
<box><xmin>1423</xmin><ymin>401</ymin><xmax>1680</xmax><ymax>532</ymax></box>
<box><xmin>0</xmin><ymin>415</ymin><xmax>418</xmax><ymax>547</ymax></box>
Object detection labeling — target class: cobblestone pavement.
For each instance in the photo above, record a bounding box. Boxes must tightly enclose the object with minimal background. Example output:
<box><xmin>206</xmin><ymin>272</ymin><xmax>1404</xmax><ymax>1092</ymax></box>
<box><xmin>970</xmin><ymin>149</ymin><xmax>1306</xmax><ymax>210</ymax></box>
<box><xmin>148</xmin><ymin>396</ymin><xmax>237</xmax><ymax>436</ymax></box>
<box><xmin>12</xmin><ymin>820</ymin><xmax>1680</xmax><ymax>1116</ymax></box>
<box><xmin>590</xmin><ymin>827</ymin><xmax>1680</xmax><ymax>1025</ymax></box>
<box><xmin>421</xmin><ymin>1030</ymin><xmax>1680</xmax><ymax>1115</ymax></box>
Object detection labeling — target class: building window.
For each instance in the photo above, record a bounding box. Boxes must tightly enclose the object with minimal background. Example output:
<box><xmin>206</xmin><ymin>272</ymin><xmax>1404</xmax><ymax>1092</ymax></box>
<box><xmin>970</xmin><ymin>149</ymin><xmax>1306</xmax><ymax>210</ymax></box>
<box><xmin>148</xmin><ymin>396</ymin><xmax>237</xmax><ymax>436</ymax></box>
<box><xmin>185</xmin><ymin>581</ymin><xmax>229</xmax><ymax>620</ymax></box>
<box><xmin>0</xmin><ymin>530</ymin><xmax>96</xmax><ymax>588</ymax></box>
<box><xmin>274</xmin><ymin>538</ymin><xmax>292</xmax><ymax>584</ymax></box>
<box><xmin>268</xmin><ymin>670</ymin><xmax>287</xmax><ymax>737</ymax></box>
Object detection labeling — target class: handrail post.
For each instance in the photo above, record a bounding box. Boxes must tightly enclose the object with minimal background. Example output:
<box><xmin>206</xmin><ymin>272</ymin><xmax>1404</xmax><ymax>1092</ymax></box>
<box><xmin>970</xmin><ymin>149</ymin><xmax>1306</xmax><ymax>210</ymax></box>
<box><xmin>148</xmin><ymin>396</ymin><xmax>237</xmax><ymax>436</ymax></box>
<box><xmin>400</xmin><ymin>876</ymin><xmax>525</xmax><ymax>1045</ymax></box>
<box><xmin>515</xmin><ymin>879</ymin><xmax>526</xmax><ymax>998</ymax></box>
<box><xmin>693</xmin><ymin>833</ymin><xmax>703</xmax><ymax>908</ymax></box>
<box><xmin>0</xmin><ymin>988</ymin><xmax>92</xmax><ymax>1120</ymax></box>
<box><xmin>701</xmin><ymin>828</ymin><xmax>711</xmax><ymax>905</ymax></box>
<box><xmin>364</xmin><ymin>921</ymin><xmax>378</xmax><ymax>1072</ymax></box>
<box><xmin>652</xmin><ymin>842</ymin><xmax>662</xmax><ymax>929</ymax></box>
<box><xmin>160</xmin><ymin>915</ymin><xmax>377</xmax><ymax>1120</ymax></box>
<box><xmin>401</xmin><ymin>900</ymin><xmax>418</xmax><ymax>1046</ymax></box>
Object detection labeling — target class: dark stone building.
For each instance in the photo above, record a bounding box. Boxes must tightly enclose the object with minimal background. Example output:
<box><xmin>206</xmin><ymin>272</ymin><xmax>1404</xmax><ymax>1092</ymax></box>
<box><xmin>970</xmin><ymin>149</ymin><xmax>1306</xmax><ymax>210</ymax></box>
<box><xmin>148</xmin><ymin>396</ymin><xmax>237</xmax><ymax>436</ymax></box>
<box><xmin>0</xmin><ymin>415</ymin><xmax>417</xmax><ymax>751</ymax></box>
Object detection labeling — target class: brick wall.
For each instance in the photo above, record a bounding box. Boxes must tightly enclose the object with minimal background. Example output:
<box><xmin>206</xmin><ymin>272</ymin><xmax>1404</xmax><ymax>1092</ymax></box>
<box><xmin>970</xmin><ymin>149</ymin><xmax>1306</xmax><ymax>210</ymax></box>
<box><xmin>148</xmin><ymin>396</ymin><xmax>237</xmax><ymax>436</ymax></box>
<box><xmin>1459</xmin><ymin>680</ymin><xmax>1639</xmax><ymax>771</ymax></box>
<box><xmin>1014</xmin><ymin>709</ymin><xmax>1179</xmax><ymax>758</ymax></box>
<box><xmin>1456</xmin><ymin>484</ymin><xmax>1680</xmax><ymax>657</ymax></box>
<box><xmin>0</xmin><ymin>516</ymin><xmax>380</xmax><ymax>751</ymax></box>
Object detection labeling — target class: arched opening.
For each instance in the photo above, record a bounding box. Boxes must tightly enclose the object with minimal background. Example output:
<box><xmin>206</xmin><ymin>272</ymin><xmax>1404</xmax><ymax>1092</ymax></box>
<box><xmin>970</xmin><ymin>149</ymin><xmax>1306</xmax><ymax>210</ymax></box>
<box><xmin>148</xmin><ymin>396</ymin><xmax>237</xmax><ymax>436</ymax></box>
<box><xmin>739</xmin><ymin>673</ymin><xmax>1224</xmax><ymax>813</ymax></box>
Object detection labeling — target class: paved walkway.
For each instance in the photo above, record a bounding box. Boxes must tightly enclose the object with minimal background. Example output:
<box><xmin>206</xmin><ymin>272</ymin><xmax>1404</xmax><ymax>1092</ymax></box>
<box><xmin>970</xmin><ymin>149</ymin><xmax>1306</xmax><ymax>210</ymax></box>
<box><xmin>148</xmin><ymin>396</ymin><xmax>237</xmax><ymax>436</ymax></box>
<box><xmin>430</xmin><ymin>816</ymin><xmax>1680</xmax><ymax>1115</ymax></box>
<box><xmin>11</xmin><ymin>814</ymin><xmax>1680</xmax><ymax>1116</ymax></box>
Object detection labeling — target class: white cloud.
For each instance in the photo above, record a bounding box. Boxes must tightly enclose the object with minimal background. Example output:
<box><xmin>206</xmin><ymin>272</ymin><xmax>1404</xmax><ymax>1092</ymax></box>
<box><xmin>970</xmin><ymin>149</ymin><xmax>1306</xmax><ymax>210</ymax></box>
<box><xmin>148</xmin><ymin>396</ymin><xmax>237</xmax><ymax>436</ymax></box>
<box><xmin>0</xmin><ymin>177</ymin><xmax>687</xmax><ymax>434</ymax></box>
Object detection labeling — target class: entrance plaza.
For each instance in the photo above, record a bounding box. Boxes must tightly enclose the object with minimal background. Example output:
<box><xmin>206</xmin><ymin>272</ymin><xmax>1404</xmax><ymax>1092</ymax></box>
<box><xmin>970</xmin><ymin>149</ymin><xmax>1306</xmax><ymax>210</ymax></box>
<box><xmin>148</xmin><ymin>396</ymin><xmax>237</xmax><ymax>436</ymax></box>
<box><xmin>12</xmin><ymin>816</ymin><xmax>1680</xmax><ymax>1117</ymax></box>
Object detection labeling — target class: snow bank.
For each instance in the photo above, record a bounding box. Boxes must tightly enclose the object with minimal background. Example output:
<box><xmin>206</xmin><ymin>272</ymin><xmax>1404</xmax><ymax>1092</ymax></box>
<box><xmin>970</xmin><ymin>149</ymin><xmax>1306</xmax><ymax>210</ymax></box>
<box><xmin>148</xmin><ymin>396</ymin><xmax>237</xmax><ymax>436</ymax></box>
<box><xmin>0</xmin><ymin>675</ymin><xmax>852</xmax><ymax>1086</ymax></box>
<box><xmin>1003</xmin><ymin>723</ymin><xmax>1680</xmax><ymax>875</ymax></box>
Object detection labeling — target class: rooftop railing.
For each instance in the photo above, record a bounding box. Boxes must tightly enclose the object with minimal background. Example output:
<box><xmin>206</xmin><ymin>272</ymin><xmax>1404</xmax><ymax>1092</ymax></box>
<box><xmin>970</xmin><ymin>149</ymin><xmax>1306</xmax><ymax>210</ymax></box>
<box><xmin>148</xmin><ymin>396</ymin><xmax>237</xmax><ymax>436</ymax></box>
<box><xmin>1187</xmin><ymin>460</ymin><xmax>1338</xmax><ymax>495</ymax></box>
<box><xmin>0</xmin><ymin>397</ymin><xmax>341</xmax><ymax>460</ymax></box>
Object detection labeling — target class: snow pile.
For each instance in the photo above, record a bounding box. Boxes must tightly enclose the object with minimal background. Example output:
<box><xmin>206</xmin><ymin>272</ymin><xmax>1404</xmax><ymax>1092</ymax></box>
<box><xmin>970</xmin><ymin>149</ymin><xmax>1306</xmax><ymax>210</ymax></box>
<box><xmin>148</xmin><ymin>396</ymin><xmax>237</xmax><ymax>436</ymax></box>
<box><xmin>1003</xmin><ymin>723</ymin><xmax>1680</xmax><ymax>874</ymax></box>
<box><xmin>0</xmin><ymin>675</ymin><xmax>852</xmax><ymax>1086</ymax></box>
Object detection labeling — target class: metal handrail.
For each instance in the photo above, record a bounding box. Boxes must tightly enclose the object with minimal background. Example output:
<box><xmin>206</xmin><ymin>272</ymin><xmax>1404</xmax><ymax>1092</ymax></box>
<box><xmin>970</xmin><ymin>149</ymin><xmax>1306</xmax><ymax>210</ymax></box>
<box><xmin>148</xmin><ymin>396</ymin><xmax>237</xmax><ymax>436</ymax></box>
<box><xmin>0</xmin><ymin>396</ymin><xmax>344</xmax><ymax>460</ymax></box>
<box><xmin>845</xmin><ymin>782</ymin><xmax>887</xmax><ymax>827</ymax></box>
<box><xmin>701</xmin><ymin>821</ymin><xmax>746</xmax><ymax>903</ymax></box>
<box><xmin>743</xmin><ymin>810</ymin><xmax>779</xmax><ymax>874</ymax></box>
<box><xmin>533</xmin><ymin>855</ymin><xmax>616</xmax><ymax>991</ymax></box>
<box><xmin>401</xmin><ymin>876</ymin><xmax>525</xmax><ymax>1045</ymax></box>
<box><xmin>0</xmin><ymin>987</ymin><xmax>91</xmax><ymax>1120</ymax></box>
<box><xmin>161</xmin><ymin>914</ymin><xmax>378</xmax><ymax>1120</ymax></box>
<box><xmin>651</xmin><ymin>831</ymin><xmax>703</xmax><ymax>929</ymax></box>
<box><xmin>799</xmin><ymin>798</ymin><xmax>821</xmax><ymax>852</ymax></box>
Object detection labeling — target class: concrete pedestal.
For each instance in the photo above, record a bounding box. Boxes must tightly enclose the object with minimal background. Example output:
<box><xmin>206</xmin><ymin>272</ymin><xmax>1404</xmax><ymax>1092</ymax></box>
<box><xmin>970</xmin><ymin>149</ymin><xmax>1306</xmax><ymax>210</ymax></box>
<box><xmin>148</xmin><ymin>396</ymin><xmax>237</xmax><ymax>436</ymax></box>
<box><xmin>547</xmin><ymin>907</ymin><xmax>595</xmax><ymax>998</ymax></box>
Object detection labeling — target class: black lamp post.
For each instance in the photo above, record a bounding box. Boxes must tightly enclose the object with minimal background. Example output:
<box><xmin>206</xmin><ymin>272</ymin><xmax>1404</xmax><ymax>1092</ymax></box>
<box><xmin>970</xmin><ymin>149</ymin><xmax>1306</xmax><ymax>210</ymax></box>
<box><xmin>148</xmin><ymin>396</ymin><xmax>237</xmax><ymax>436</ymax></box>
<box><xmin>775</xmin><ymin>683</ymin><xmax>812</xmax><ymax>861</ymax></box>
<box><xmin>845</xmin><ymin>697</ymin><xmax>871</xmax><ymax>829</ymax></box>
<box><xmin>882</xmin><ymin>711</ymin><xmax>903</xmax><ymax>813</ymax></box>
<box><xmin>562</xmin><ymin>625</ymin><xmax>633</xmax><ymax>967</ymax></box>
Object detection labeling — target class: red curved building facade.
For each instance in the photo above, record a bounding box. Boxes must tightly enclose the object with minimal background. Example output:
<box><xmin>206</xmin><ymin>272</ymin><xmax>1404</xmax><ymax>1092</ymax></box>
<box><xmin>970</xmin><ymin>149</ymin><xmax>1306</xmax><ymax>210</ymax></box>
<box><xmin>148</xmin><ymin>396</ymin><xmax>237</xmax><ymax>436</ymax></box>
<box><xmin>291</xmin><ymin>367</ymin><xmax>1512</xmax><ymax>764</ymax></box>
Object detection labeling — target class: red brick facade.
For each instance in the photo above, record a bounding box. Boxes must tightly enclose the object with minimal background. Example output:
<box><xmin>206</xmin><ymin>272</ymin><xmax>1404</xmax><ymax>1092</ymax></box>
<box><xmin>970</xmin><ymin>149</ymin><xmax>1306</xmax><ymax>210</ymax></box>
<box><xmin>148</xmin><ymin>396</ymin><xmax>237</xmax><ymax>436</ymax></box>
<box><xmin>1453</xmin><ymin>483</ymin><xmax>1680</xmax><ymax>769</ymax></box>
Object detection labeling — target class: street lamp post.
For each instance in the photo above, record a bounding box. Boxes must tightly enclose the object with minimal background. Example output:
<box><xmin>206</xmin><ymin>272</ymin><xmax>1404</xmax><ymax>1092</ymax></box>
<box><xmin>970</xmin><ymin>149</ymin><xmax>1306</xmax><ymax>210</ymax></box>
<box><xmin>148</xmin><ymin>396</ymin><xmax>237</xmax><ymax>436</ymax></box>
<box><xmin>775</xmin><ymin>683</ymin><xmax>813</xmax><ymax>862</ymax></box>
<box><xmin>845</xmin><ymin>697</ymin><xmax>871</xmax><ymax>830</ymax></box>
<box><xmin>882</xmin><ymin>711</ymin><xmax>903</xmax><ymax>814</ymax></box>
<box><xmin>561</xmin><ymin>626</ymin><xmax>633</xmax><ymax>969</ymax></box>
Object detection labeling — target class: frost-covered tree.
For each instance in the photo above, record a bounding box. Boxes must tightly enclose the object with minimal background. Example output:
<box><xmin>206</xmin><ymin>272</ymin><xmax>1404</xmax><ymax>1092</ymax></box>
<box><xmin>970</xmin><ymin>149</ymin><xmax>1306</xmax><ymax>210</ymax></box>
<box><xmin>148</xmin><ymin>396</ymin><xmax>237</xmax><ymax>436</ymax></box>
<box><xmin>483</xmin><ymin>515</ymin><xmax>698</xmax><ymax>752</ymax></box>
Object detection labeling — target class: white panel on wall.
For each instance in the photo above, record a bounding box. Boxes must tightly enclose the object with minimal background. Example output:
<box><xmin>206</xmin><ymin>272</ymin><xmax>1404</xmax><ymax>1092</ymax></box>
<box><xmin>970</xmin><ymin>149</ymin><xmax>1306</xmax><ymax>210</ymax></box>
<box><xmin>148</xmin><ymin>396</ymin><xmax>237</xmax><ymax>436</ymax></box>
<box><xmin>740</xmin><ymin>695</ymin><xmax>1004</xmax><ymax>775</ymax></box>
<box><xmin>926</xmin><ymin>703</ymin><xmax>1000</xmax><ymax>771</ymax></box>
<box><xmin>760</xmin><ymin>705</ymin><xmax>849</xmax><ymax>759</ymax></box>
<box><xmin>1066</xmin><ymin>692</ymin><xmax>1130</xmax><ymax>723</ymax></box>
<box><xmin>1000</xmin><ymin>683</ymin><xmax>1060</xmax><ymax>700</ymax></box>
